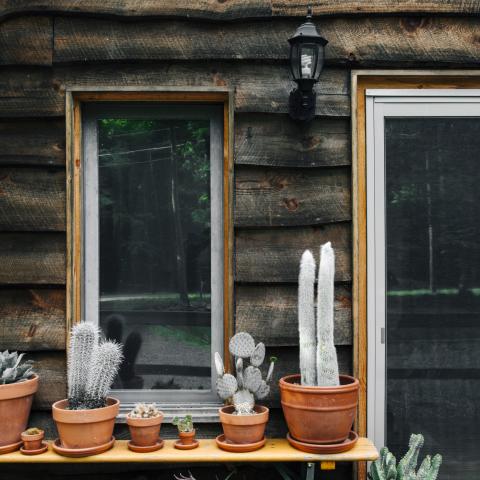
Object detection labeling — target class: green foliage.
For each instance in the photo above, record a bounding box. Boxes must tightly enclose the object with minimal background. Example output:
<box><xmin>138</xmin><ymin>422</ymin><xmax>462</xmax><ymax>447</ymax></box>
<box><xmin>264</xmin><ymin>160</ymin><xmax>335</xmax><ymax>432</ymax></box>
<box><xmin>0</xmin><ymin>351</ymin><xmax>34</xmax><ymax>385</ymax></box>
<box><xmin>368</xmin><ymin>434</ymin><xmax>442</xmax><ymax>480</ymax></box>
<box><xmin>172</xmin><ymin>414</ymin><xmax>194</xmax><ymax>433</ymax></box>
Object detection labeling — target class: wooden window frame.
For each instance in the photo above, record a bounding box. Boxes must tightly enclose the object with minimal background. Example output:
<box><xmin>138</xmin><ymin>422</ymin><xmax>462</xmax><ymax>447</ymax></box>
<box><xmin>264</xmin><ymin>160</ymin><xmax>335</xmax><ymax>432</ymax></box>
<box><xmin>65</xmin><ymin>87</ymin><xmax>234</xmax><ymax>421</ymax></box>
<box><xmin>352</xmin><ymin>70</ymin><xmax>480</xmax><ymax>479</ymax></box>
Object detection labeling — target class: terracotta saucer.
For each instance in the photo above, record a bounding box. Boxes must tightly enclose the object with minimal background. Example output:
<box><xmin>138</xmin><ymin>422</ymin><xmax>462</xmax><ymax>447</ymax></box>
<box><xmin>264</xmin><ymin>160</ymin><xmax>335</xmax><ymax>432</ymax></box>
<box><xmin>0</xmin><ymin>441</ymin><xmax>23</xmax><ymax>454</ymax></box>
<box><xmin>174</xmin><ymin>439</ymin><xmax>199</xmax><ymax>450</ymax></box>
<box><xmin>128</xmin><ymin>439</ymin><xmax>164</xmax><ymax>453</ymax></box>
<box><xmin>20</xmin><ymin>442</ymin><xmax>49</xmax><ymax>456</ymax></box>
<box><xmin>287</xmin><ymin>431</ymin><xmax>358</xmax><ymax>454</ymax></box>
<box><xmin>215</xmin><ymin>434</ymin><xmax>266</xmax><ymax>453</ymax></box>
<box><xmin>52</xmin><ymin>436</ymin><xmax>115</xmax><ymax>457</ymax></box>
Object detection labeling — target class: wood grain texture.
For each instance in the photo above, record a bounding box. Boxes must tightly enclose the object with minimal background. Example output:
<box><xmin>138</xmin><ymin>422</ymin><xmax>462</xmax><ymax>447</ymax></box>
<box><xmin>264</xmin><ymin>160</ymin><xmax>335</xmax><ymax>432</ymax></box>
<box><xmin>235</xmin><ymin>223</ymin><xmax>351</xmax><ymax>283</ymax></box>
<box><xmin>0</xmin><ymin>233</ymin><xmax>66</xmax><ymax>285</ymax></box>
<box><xmin>0</xmin><ymin>168</ymin><xmax>66</xmax><ymax>231</ymax></box>
<box><xmin>0</xmin><ymin>16</ymin><xmax>52</xmax><ymax>66</ymax></box>
<box><xmin>53</xmin><ymin>16</ymin><xmax>480</xmax><ymax>66</ymax></box>
<box><xmin>0</xmin><ymin>289</ymin><xmax>65</xmax><ymax>351</ymax></box>
<box><xmin>236</xmin><ymin>284</ymin><xmax>352</xmax><ymax>346</ymax></box>
<box><xmin>0</xmin><ymin>119</ymin><xmax>65</xmax><ymax>166</ymax></box>
<box><xmin>235</xmin><ymin>166</ymin><xmax>351</xmax><ymax>227</ymax></box>
<box><xmin>235</xmin><ymin>115</ymin><xmax>350</xmax><ymax>168</ymax></box>
<box><xmin>0</xmin><ymin>0</ymin><xmax>479</xmax><ymax>21</ymax></box>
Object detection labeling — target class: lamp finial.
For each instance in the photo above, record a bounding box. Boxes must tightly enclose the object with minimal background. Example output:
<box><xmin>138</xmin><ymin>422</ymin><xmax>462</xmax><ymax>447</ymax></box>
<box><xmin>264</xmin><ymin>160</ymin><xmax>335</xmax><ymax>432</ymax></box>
<box><xmin>306</xmin><ymin>5</ymin><xmax>312</xmax><ymax>20</ymax></box>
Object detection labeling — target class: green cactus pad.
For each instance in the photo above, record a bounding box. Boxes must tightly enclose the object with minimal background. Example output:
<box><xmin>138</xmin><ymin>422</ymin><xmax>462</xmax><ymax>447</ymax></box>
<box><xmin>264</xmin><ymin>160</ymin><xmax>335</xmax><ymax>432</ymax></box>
<box><xmin>229</xmin><ymin>332</ymin><xmax>255</xmax><ymax>358</ymax></box>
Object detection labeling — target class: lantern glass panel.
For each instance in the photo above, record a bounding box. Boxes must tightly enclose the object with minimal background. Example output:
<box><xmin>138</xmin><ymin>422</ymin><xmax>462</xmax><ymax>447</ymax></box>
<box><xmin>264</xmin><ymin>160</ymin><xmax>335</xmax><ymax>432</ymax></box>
<box><xmin>289</xmin><ymin>43</ymin><xmax>301</xmax><ymax>80</ymax></box>
<box><xmin>300</xmin><ymin>45</ymin><xmax>317</xmax><ymax>79</ymax></box>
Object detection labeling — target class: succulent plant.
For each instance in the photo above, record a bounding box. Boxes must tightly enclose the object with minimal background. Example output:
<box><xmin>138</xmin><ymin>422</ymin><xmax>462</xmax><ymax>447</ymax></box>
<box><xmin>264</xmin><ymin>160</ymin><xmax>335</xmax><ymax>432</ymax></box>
<box><xmin>0</xmin><ymin>350</ymin><xmax>34</xmax><ymax>385</ymax></box>
<box><xmin>368</xmin><ymin>434</ymin><xmax>442</xmax><ymax>480</ymax></box>
<box><xmin>128</xmin><ymin>402</ymin><xmax>161</xmax><ymax>419</ymax></box>
<box><xmin>24</xmin><ymin>427</ymin><xmax>42</xmax><ymax>436</ymax></box>
<box><xmin>215</xmin><ymin>332</ymin><xmax>276</xmax><ymax>415</ymax></box>
<box><xmin>298</xmin><ymin>242</ymin><xmax>339</xmax><ymax>387</ymax></box>
<box><xmin>172</xmin><ymin>414</ymin><xmax>194</xmax><ymax>433</ymax></box>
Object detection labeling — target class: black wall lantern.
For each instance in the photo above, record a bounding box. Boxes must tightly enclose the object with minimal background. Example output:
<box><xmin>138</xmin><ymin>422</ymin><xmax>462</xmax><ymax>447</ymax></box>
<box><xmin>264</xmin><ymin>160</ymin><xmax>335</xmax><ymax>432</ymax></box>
<box><xmin>288</xmin><ymin>7</ymin><xmax>328</xmax><ymax>122</ymax></box>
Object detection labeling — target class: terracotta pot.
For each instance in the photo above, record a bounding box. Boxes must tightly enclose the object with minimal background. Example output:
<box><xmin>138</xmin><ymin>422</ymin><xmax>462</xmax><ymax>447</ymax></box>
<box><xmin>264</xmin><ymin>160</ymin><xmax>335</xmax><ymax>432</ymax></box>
<box><xmin>0</xmin><ymin>375</ymin><xmax>38</xmax><ymax>448</ymax></box>
<box><xmin>21</xmin><ymin>429</ymin><xmax>44</xmax><ymax>451</ymax></box>
<box><xmin>178</xmin><ymin>429</ymin><xmax>196</xmax><ymax>445</ymax></box>
<box><xmin>127</xmin><ymin>413</ymin><xmax>163</xmax><ymax>447</ymax></box>
<box><xmin>279</xmin><ymin>374</ymin><xmax>359</xmax><ymax>445</ymax></box>
<box><xmin>219</xmin><ymin>405</ymin><xmax>269</xmax><ymax>444</ymax></box>
<box><xmin>52</xmin><ymin>397</ymin><xmax>119</xmax><ymax>449</ymax></box>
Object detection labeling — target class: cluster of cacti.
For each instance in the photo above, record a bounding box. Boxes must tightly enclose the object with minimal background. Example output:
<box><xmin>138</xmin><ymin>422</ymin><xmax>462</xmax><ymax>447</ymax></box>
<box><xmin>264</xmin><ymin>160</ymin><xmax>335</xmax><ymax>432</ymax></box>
<box><xmin>128</xmin><ymin>403</ymin><xmax>161</xmax><ymax>419</ymax></box>
<box><xmin>298</xmin><ymin>242</ymin><xmax>339</xmax><ymax>387</ymax></box>
<box><xmin>368</xmin><ymin>434</ymin><xmax>442</xmax><ymax>480</ymax></box>
<box><xmin>68</xmin><ymin>322</ymin><xmax>123</xmax><ymax>410</ymax></box>
<box><xmin>173</xmin><ymin>415</ymin><xmax>194</xmax><ymax>433</ymax></box>
<box><xmin>215</xmin><ymin>332</ymin><xmax>276</xmax><ymax>415</ymax></box>
<box><xmin>0</xmin><ymin>350</ymin><xmax>35</xmax><ymax>385</ymax></box>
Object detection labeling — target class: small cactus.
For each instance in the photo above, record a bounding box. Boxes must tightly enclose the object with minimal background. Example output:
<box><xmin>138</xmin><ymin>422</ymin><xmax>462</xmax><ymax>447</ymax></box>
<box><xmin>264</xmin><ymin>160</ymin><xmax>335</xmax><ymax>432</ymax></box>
<box><xmin>215</xmin><ymin>333</ymin><xmax>276</xmax><ymax>415</ymax></box>
<box><xmin>128</xmin><ymin>403</ymin><xmax>161</xmax><ymax>419</ymax></box>
<box><xmin>0</xmin><ymin>351</ymin><xmax>34</xmax><ymax>385</ymax></box>
<box><xmin>172</xmin><ymin>415</ymin><xmax>194</xmax><ymax>433</ymax></box>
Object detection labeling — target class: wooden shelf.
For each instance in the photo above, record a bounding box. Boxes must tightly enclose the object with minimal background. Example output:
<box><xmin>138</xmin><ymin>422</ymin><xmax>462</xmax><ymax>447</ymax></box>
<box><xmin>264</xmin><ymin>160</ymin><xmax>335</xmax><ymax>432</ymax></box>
<box><xmin>0</xmin><ymin>438</ymin><xmax>378</xmax><ymax>465</ymax></box>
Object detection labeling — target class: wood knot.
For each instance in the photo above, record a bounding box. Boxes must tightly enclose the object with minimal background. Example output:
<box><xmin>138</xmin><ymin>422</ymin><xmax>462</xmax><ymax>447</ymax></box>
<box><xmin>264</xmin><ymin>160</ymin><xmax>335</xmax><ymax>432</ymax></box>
<box><xmin>400</xmin><ymin>17</ymin><xmax>430</xmax><ymax>34</ymax></box>
<box><xmin>283</xmin><ymin>198</ymin><xmax>299</xmax><ymax>211</ymax></box>
<box><xmin>27</xmin><ymin>324</ymin><xmax>37</xmax><ymax>338</ymax></box>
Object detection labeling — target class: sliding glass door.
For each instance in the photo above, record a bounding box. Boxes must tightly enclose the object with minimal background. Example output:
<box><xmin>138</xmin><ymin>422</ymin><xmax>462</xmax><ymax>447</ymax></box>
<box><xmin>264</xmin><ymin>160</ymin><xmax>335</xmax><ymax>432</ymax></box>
<box><xmin>367</xmin><ymin>91</ymin><xmax>480</xmax><ymax>478</ymax></box>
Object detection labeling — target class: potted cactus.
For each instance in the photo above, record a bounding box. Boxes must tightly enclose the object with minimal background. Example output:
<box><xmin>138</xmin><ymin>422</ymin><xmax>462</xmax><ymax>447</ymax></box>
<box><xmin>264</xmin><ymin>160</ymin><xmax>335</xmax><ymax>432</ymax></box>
<box><xmin>368</xmin><ymin>433</ymin><xmax>442</xmax><ymax>480</ymax></box>
<box><xmin>127</xmin><ymin>403</ymin><xmax>164</xmax><ymax>452</ymax></box>
<box><xmin>20</xmin><ymin>427</ymin><xmax>47</xmax><ymax>455</ymax></box>
<box><xmin>279</xmin><ymin>242</ymin><xmax>360</xmax><ymax>451</ymax></box>
<box><xmin>215</xmin><ymin>332</ymin><xmax>276</xmax><ymax>451</ymax></box>
<box><xmin>173</xmin><ymin>415</ymin><xmax>198</xmax><ymax>450</ymax></box>
<box><xmin>52</xmin><ymin>322</ymin><xmax>123</xmax><ymax>457</ymax></box>
<box><xmin>0</xmin><ymin>351</ymin><xmax>37</xmax><ymax>454</ymax></box>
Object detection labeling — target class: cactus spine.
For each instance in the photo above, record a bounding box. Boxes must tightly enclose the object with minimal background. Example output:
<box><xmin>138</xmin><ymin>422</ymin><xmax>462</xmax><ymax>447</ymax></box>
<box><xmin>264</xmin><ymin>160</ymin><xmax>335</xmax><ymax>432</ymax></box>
<box><xmin>215</xmin><ymin>332</ymin><xmax>276</xmax><ymax>415</ymax></box>
<box><xmin>298</xmin><ymin>242</ymin><xmax>339</xmax><ymax>387</ymax></box>
<box><xmin>368</xmin><ymin>434</ymin><xmax>442</xmax><ymax>480</ymax></box>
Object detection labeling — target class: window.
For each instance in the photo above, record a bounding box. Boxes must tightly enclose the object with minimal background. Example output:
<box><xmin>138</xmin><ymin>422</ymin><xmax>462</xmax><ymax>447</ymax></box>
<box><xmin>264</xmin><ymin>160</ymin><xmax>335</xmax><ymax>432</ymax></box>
<box><xmin>66</xmin><ymin>91</ymin><xmax>233</xmax><ymax>419</ymax></box>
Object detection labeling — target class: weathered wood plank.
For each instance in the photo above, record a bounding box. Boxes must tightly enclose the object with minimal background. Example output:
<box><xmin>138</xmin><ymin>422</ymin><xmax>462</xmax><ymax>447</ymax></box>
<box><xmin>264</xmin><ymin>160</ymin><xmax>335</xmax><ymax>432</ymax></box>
<box><xmin>235</xmin><ymin>115</ymin><xmax>350</xmax><ymax>168</ymax></box>
<box><xmin>236</xmin><ymin>223</ymin><xmax>351</xmax><ymax>283</ymax></box>
<box><xmin>0</xmin><ymin>168</ymin><xmax>66</xmax><ymax>231</ymax></box>
<box><xmin>1</xmin><ymin>1</ymin><xmax>479</xmax><ymax>21</ymax></box>
<box><xmin>235</xmin><ymin>166</ymin><xmax>351</xmax><ymax>227</ymax></box>
<box><xmin>54</xmin><ymin>16</ymin><xmax>480</xmax><ymax>66</ymax></box>
<box><xmin>29</xmin><ymin>351</ymin><xmax>66</xmax><ymax>409</ymax></box>
<box><xmin>236</xmin><ymin>284</ymin><xmax>352</xmax><ymax>346</ymax></box>
<box><xmin>0</xmin><ymin>119</ymin><xmax>65</xmax><ymax>166</ymax></box>
<box><xmin>0</xmin><ymin>233</ymin><xmax>66</xmax><ymax>285</ymax></box>
<box><xmin>0</xmin><ymin>68</ymin><xmax>64</xmax><ymax>117</ymax></box>
<box><xmin>0</xmin><ymin>16</ymin><xmax>52</xmax><ymax>66</ymax></box>
<box><xmin>0</xmin><ymin>289</ymin><xmax>65</xmax><ymax>351</ymax></box>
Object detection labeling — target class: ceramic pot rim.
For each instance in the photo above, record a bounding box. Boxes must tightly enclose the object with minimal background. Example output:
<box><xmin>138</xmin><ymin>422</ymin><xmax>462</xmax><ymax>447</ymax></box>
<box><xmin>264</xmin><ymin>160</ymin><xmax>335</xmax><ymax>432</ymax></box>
<box><xmin>219</xmin><ymin>405</ymin><xmax>269</xmax><ymax>425</ymax></box>
<box><xmin>52</xmin><ymin>397</ymin><xmax>120</xmax><ymax>423</ymax></box>
<box><xmin>21</xmin><ymin>430</ymin><xmax>44</xmax><ymax>442</ymax></box>
<box><xmin>0</xmin><ymin>374</ymin><xmax>39</xmax><ymax>401</ymax></box>
<box><xmin>179</xmin><ymin>429</ymin><xmax>196</xmax><ymax>437</ymax></box>
<box><xmin>126</xmin><ymin>413</ymin><xmax>163</xmax><ymax>427</ymax></box>
<box><xmin>279</xmin><ymin>374</ymin><xmax>359</xmax><ymax>393</ymax></box>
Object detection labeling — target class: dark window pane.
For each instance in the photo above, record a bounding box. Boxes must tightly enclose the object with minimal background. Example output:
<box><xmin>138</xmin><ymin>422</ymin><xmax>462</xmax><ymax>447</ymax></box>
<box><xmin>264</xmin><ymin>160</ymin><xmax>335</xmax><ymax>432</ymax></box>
<box><xmin>385</xmin><ymin>118</ymin><xmax>480</xmax><ymax>478</ymax></box>
<box><xmin>97</xmin><ymin>118</ymin><xmax>211</xmax><ymax>390</ymax></box>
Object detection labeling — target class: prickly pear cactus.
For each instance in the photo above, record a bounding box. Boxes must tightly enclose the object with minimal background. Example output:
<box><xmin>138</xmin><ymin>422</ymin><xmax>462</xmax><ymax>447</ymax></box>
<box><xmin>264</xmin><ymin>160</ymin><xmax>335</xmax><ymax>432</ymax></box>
<box><xmin>215</xmin><ymin>333</ymin><xmax>277</xmax><ymax>414</ymax></box>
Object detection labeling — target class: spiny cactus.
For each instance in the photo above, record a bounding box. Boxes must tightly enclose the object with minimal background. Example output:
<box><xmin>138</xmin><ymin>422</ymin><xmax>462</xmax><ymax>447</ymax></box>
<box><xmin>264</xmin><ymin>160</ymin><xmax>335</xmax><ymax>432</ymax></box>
<box><xmin>173</xmin><ymin>415</ymin><xmax>194</xmax><ymax>433</ymax></box>
<box><xmin>215</xmin><ymin>332</ymin><xmax>276</xmax><ymax>415</ymax></box>
<box><xmin>0</xmin><ymin>351</ymin><xmax>34</xmax><ymax>385</ymax></box>
<box><xmin>298</xmin><ymin>242</ymin><xmax>339</xmax><ymax>387</ymax></box>
<box><xmin>67</xmin><ymin>322</ymin><xmax>123</xmax><ymax>410</ymax></box>
<box><xmin>368</xmin><ymin>434</ymin><xmax>442</xmax><ymax>480</ymax></box>
<box><xmin>129</xmin><ymin>402</ymin><xmax>161</xmax><ymax>419</ymax></box>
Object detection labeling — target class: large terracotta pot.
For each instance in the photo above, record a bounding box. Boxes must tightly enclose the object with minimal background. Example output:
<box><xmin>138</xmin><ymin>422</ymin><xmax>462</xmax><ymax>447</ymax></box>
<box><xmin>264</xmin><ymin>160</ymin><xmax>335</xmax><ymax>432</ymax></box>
<box><xmin>52</xmin><ymin>397</ymin><xmax>119</xmax><ymax>449</ymax></box>
<box><xmin>0</xmin><ymin>375</ymin><xmax>38</xmax><ymax>449</ymax></box>
<box><xmin>127</xmin><ymin>413</ymin><xmax>163</xmax><ymax>447</ymax></box>
<box><xmin>279</xmin><ymin>374</ymin><xmax>359</xmax><ymax>444</ymax></box>
<box><xmin>219</xmin><ymin>405</ymin><xmax>268</xmax><ymax>444</ymax></box>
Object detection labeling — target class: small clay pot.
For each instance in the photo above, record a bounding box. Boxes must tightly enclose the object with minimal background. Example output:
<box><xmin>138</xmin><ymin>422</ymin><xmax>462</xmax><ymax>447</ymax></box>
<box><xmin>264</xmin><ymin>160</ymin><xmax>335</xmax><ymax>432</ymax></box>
<box><xmin>219</xmin><ymin>405</ymin><xmax>269</xmax><ymax>445</ymax></box>
<box><xmin>127</xmin><ymin>413</ymin><xmax>163</xmax><ymax>447</ymax></box>
<box><xmin>52</xmin><ymin>397</ymin><xmax>119</xmax><ymax>451</ymax></box>
<box><xmin>279</xmin><ymin>374</ymin><xmax>359</xmax><ymax>445</ymax></box>
<box><xmin>178</xmin><ymin>429</ymin><xmax>196</xmax><ymax>446</ymax></box>
<box><xmin>21</xmin><ymin>429</ymin><xmax>44</xmax><ymax>451</ymax></box>
<box><xmin>0</xmin><ymin>375</ymin><xmax>39</xmax><ymax>451</ymax></box>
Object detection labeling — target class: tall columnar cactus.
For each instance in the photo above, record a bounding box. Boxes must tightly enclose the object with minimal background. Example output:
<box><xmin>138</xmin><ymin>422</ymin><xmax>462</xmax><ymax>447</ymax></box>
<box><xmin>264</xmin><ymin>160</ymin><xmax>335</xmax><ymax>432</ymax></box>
<box><xmin>215</xmin><ymin>332</ymin><xmax>276</xmax><ymax>415</ymax></box>
<box><xmin>298</xmin><ymin>242</ymin><xmax>339</xmax><ymax>387</ymax></box>
<box><xmin>368</xmin><ymin>434</ymin><xmax>442</xmax><ymax>480</ymax></box>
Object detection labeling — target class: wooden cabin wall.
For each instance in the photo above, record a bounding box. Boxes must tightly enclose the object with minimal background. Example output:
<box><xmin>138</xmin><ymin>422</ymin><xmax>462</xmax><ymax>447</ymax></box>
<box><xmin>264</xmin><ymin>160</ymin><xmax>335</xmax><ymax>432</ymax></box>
<box><xmin>0</xmin><ymin>2</ymin><xmax>479</xmax><ymax>476</ymax></box>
